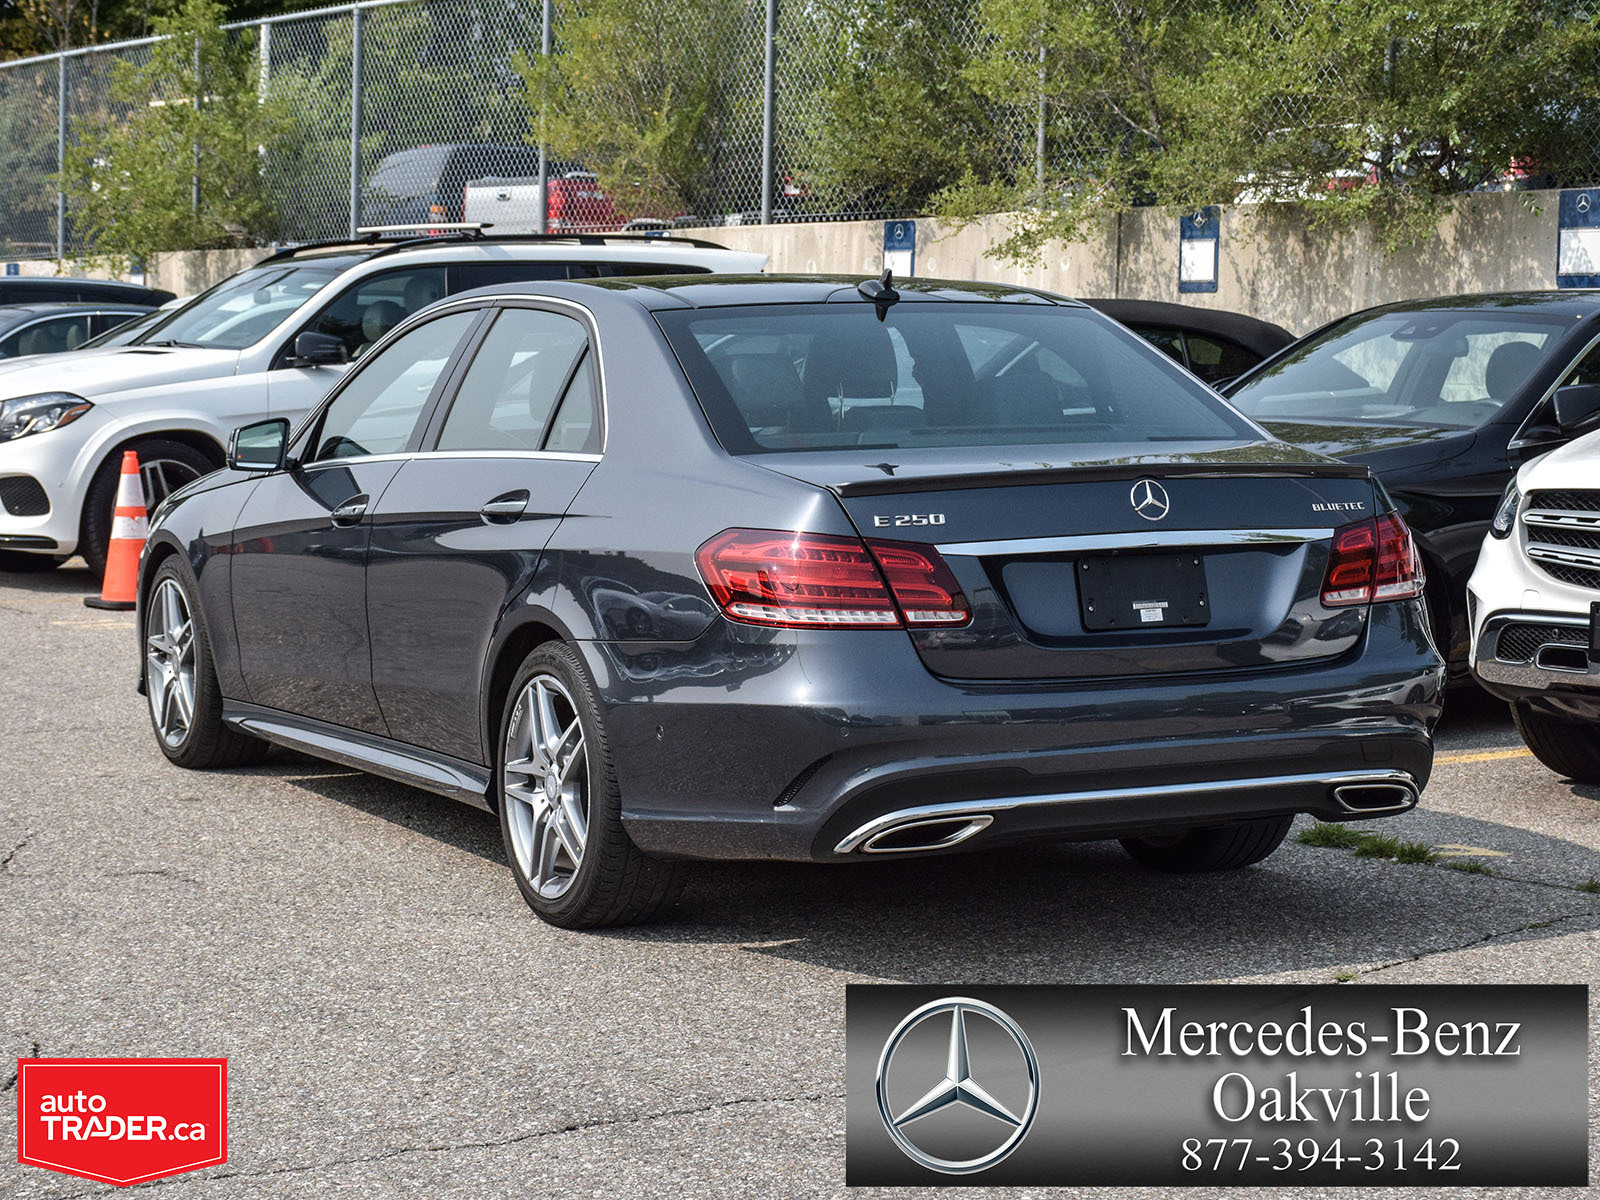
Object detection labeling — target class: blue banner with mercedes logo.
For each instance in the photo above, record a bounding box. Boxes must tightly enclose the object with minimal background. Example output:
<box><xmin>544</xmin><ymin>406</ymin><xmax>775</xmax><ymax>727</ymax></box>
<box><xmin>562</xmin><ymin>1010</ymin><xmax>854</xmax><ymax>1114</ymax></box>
<box><xmin>846</xmin><ymin>985</ymin><xmax>1588</xmax><ymax>1186</ymax></box>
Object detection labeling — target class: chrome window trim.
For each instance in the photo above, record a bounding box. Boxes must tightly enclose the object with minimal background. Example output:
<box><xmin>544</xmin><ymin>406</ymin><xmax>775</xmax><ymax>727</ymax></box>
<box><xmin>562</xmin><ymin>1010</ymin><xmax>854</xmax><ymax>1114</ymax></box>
<box><xmin>410</xmin><ymin>449</ymin><xmax>603</xmax><ymax>463</ymax></box>
<box><xmin>935</xmin><ymin>527</ymin><xmax>1331</xmax><ymax>557</ymax></box>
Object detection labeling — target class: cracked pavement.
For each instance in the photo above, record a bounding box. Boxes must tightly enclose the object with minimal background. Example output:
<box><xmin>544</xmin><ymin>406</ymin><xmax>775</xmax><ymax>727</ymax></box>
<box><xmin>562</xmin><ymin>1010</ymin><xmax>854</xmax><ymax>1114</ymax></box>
<box><xmin>1</xmin><ymin>563</ymin><xmax>1597</xmax><ymax>1199</ymax></box>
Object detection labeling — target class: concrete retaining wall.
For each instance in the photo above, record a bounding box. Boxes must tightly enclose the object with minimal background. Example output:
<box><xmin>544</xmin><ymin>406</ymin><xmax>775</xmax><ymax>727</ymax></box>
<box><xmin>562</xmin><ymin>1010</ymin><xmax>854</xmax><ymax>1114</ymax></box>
<box><xmin>15</xmin><ymin>189</ymin><xmax>1562</xmax><ymax>336</ymax></box>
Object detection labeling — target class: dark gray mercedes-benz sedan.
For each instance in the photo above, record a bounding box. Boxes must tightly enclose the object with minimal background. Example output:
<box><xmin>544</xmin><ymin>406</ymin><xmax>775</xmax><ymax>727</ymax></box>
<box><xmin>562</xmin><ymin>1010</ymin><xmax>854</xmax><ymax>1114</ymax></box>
<box><xmin>136</xmin><ymin>275</ymin><xmax>1444</xmax><ymax>927</ymax></box>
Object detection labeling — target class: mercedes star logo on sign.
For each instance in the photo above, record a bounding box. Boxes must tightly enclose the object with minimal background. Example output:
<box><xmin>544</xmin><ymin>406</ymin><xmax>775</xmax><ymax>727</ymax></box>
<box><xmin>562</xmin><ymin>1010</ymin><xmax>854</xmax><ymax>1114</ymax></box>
<box><xmin>1130</xmin><ymin>478</ymin><xmax>1171</xmax><ymax>521</ymax></box>
<box><xmin>874</xmin><ymin>997</ymin><xmax>1040</xmax><ymax>1175</ymax></box>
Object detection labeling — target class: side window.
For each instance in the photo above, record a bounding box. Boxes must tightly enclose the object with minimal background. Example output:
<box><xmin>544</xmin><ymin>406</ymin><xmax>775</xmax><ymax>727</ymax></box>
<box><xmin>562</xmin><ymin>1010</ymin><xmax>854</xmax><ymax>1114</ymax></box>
<box><xmin>450</xmin><ymin>262</ymin><xmax>578</xmax><ymax>291</ymax></box>
<box><xmin>1133</xmin><ymin>326</ymin><xmax>1186</xmax><ymax>366</ymax></box>
<box><xmin>436</xmin><ymin>308</ymin><xmax>590</xmax><ymax>452</ymax></box>
<box><xmin>308</xmin><ymin>310</ymin><xmax>476</xmax><ymax>462</ymax></box>
<box><xmin>1562</xmin><ymin>340</ymin><xmax>1600</xmax><ymax>388</ymax></box>
<box><xmin>1184</xmin><ymin>333</ymin><xmax>1260</xmax><ymax>384</ymax></box>
<box><xmin>297</xmin><ymin>267</ymin><xmax>448</xmax><ymax>364</ymax></box>
<box><xmin>0</xmin><ymin>315</ymin><xmax>92</xmax><ymax>357</ymax></box>
<box><xmin>544</xmin><ymin>358</ymin><xmax>600</xmax><ymax>453</ymax></box>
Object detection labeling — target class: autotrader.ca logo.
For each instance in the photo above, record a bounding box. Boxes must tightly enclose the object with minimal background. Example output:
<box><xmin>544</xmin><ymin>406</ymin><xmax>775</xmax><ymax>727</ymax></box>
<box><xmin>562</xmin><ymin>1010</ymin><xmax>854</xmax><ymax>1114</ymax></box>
<box><xmin>875</xmin><ymin>997</ymin><xmax>1040</xmax><ymax>1175</ymax></box>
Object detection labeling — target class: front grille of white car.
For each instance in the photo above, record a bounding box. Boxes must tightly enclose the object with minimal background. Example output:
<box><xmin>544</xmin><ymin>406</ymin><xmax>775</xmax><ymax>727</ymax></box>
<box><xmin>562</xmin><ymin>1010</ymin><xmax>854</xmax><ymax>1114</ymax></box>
<box><xmin>1523</xmin><ymin>490</ymin><xmax>1600</xmax><ymax>591</ymax></box>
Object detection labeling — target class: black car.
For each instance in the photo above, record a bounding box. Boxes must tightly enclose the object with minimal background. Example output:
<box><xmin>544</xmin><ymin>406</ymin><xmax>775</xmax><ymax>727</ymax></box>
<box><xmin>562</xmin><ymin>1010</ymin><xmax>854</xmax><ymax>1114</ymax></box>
<box><xmin>1082</xmin><ymin>298</ymin><xmax>1296</xmax><ymax>386</ymax></box>
<box><xmin>0</xmin><ymin>302</ymin><xmax>152</xmax><ymax>359</ymax></box>
<box><xmin>137</xmin><ymin>275</ymin><xmax>1442</xmax><ymax>927</ymax></box>
<box><xmin>1224</xmin><ymin>291</ymin><xmax>1600</xmax><ymax>670</ymax></box>
<box><xmin>0</xmin><ymin>277</ymin><xmax>173</xmax><ymax>307</ymax></box>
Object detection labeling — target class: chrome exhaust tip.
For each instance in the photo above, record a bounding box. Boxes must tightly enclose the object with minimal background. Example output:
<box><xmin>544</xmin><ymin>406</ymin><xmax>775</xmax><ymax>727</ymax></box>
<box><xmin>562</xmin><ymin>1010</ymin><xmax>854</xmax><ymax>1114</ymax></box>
<box><xmin>1330</xmin><ymin>781</ymin><xmax>1417</xmax><ymax>814</ymax></box>
<box><xmin>856</xmin><ymin>814</ymin><xmax>994</xmax><ymax>855</ymax></box>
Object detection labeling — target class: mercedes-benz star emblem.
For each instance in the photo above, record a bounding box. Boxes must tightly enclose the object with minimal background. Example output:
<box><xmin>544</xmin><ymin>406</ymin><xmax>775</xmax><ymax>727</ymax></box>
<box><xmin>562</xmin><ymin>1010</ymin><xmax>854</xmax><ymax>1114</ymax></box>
<box><xmin>875</xmin><ymin>997</ymin><xmax>1040</xmax><ymax>1174</ymax></box>
<box><xmin>1130</xmin><ymin>478</ymin><xmax>1171</xmax><ymax>521</ymax></box>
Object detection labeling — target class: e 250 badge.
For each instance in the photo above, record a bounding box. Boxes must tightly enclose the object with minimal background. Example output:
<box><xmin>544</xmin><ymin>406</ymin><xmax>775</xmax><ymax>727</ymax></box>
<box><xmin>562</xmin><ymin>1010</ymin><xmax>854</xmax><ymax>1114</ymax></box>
<box><xmin>16</xmin><ymin>1058</ymin><xmax>227</xmax><ymax>1187</ymax></box>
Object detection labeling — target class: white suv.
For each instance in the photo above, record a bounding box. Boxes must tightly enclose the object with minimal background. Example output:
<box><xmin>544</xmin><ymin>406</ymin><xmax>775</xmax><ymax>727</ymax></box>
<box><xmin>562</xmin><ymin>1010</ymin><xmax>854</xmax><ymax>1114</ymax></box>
<box><xmin>1469</xmin><ymin>401</ymin><xmax>1600</xmax><ymax>781</ymax></box>
<box><xmin>0</xmin><ymin>235</ymin><xmax>766</xmax><ymax>575</ymax></box>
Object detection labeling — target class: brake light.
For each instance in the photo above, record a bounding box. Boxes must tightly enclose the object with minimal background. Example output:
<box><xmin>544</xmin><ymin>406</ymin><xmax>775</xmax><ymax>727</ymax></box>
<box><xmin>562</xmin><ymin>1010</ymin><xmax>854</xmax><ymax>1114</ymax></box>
<box><xmin>1320</xmin><ymin>513</ymin><xmax>1425</xmax><ymax>607</ymax></box>
<box><xmin>866</xmin><ymin>539</ymin><xmax>970</xmax><ymax>625</ymax></box>
<box><xmin>695</xmin><ymin>529</ymin><xmax>969</xmax><ymax>629</ymax></box>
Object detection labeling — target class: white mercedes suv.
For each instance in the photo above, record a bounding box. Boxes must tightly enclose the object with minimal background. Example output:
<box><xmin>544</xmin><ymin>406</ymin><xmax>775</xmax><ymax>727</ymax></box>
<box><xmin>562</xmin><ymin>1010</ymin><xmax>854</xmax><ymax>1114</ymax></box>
<box><xmin>1469</xmin><ymin>393</ymin><xmax>1600</xmax><ymax>781</ymax></box>
<box><xmin>0</xmin><ymin>234</ymin><xmax>766</xmax><ymax>575</ymax></box>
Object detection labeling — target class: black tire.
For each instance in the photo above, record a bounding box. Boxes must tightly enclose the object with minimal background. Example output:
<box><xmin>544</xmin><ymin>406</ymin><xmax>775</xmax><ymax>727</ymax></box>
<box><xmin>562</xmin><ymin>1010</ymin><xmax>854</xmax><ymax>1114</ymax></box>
<box><xmin>1120</xmin><ymin>815</ymin><xmax>1294</xmax><ymax>872</ymax></box>
<box><xmin>1511</xmin><ymin>705</ymin><xmax>1600</xmax><ymax>783</ymax></box>
<box><xmin>496</xmin><ymin>641</ymin><xmax>683</xmax><ymax>928</ymax></box>
<box><xmin>144</xmin><ymin>558</ymin><xmax>269</xmax><ymax>769</ymax></box>
<box><xmin>0</xmin><ymin>550</ymin><xmax>65</xmax><ymax>572</ymax></box>
<box><xmin>81</xmin><ymin>439</ymin><xmax>216</xmax><ymax>578</ymax></box>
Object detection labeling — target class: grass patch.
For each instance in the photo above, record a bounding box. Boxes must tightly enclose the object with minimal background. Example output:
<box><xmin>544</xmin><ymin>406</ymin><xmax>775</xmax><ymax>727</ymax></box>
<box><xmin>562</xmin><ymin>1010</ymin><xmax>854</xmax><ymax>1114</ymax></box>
<box><xmin>1297</xmin><ymin>822</ymin><xmax>1365</xmax><ymax>849</ymax></box>
<box><xmin>1579</xmin><ymin>876</ymin><xmax>1600</xmax><ymax>894</ymax></box>
<box><xmin>1442</xmin><ymin>859</ymin><xmax>1496</xmax><ymax>876</ymax></box>
<box><xmin>1392</xmin><ymin>840</ymin><xmax>1439</xmax><ymax>865</ymax></box>
<box><xmin>1351</xmin><ymin>833</ymin><xmax>1401</xmax><ymax>859</ymax></box>
<box><xmin>1333</xmin><ymin>970</ymin><xmax>1359</xmax><ymax>982</ymax></box>
<box><xmin>1351</xmin><ymin>833</ymin><xmax>1437</xmax><ymax>863</ymax></box>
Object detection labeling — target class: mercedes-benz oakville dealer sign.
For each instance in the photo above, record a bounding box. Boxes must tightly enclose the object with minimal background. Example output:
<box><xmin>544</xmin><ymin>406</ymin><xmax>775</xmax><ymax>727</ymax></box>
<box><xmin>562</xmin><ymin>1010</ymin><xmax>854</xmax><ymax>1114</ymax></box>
<box><xmin>847</xmin><ymin>985</ymin><xmax>1589</xmax><ymax>1186</ymax></box>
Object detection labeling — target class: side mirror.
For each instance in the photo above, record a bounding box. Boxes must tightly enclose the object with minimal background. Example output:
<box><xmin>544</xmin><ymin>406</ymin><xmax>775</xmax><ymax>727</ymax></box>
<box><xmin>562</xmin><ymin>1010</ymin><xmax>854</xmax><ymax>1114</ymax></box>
<box><xmin>288</xmin><ymin>331</ymin><xmax>347</xmax><ymax>368</ymax></box>
<box><xmin>227</xmin><ymin>418</ymin><xmax>290</xmax><ymax>473</ymax></box>
<box><xmin>1553</xmin><ymin>384</ymin><xmax>1600</xmax><ymax>436</ymax></box>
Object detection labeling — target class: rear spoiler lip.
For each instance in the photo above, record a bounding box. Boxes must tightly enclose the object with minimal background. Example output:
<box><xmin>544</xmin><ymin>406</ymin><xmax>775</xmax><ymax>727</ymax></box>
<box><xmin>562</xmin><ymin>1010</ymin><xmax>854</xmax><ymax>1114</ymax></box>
<box><xmin>830</xmin><ymin>459</ymin><xmax>1374</xmax><ymax>498</ymax></box>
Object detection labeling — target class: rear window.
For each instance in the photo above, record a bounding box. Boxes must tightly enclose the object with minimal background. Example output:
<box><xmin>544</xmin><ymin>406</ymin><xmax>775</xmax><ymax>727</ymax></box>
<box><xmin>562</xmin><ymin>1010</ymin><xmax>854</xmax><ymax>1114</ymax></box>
<box><xmin>655</xmin><ymin>303</ymin><xmax>1255</xmax><ymax>453</ymax></box>
<box><xmin>368</xmin><ymin>147</ymin><xmax>452</xmax><ymax>199</ymax></box>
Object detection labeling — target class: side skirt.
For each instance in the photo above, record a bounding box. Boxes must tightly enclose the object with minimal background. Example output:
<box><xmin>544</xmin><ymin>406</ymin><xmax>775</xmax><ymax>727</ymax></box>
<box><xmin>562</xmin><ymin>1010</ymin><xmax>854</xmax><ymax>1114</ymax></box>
<box><xmin>223</xmin><ymin>701</ymin><xmax>494</xmax><ymax>811</ymax></box>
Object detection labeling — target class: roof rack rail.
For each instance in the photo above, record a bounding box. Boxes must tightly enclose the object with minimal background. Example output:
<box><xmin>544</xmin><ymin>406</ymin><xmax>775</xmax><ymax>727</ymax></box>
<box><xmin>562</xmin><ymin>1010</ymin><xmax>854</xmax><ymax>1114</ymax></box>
<box><xmin>256</xmin><ymin>228</ymin><xmax>734</xmax><ymax>265</ymax></box>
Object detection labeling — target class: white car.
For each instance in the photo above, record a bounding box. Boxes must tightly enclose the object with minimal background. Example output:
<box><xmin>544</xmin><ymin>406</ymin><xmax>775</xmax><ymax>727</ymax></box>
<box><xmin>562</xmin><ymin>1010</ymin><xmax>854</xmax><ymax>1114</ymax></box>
<box><xmin>1468</xmin><ymin>396</ymin><xmax>1600</xmax><ymax>781</ymax></box>
<box><xmin>0</xmin><ymin>235</ymin><xmax>766</xmax><ymax>575</ymax></box>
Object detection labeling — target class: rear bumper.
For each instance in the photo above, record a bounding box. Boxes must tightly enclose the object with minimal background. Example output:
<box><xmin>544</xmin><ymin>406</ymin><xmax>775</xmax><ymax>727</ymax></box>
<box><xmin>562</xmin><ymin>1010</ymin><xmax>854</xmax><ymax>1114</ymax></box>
<box><xmin>598</xmin><ymin>600</ymin><xmax>1442</xmax><ymax>862</ymax></box>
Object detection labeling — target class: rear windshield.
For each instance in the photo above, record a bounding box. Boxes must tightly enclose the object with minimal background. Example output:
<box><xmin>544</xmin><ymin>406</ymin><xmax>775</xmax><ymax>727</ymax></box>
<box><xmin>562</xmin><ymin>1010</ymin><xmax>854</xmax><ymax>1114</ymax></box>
<box><xmin>655</xmin><ymin>302</ymin><xmax>1255</xmax><ymax>453</ymax></box>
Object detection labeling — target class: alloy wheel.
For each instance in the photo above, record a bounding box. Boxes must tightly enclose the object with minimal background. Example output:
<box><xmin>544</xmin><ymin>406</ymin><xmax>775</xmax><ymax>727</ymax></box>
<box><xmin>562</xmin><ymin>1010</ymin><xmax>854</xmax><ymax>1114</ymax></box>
<box><xmin>139</xmin><ymin>457</ymin><xmax>203</xmax><ymax>510</ymax></box>
<box><xmin>503</xmin><ymin>674</ymin><xmax>590</xmax><ymax>899</ymax></box>
<box><xmin>145</xmin><ymin>578</ymin><xmax>196</xmax><ymax>748</ymax></box>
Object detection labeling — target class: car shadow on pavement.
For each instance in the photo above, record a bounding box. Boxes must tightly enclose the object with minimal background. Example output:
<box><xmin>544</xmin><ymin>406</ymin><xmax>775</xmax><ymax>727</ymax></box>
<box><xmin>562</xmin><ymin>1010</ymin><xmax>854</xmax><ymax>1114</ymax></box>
<box><xmin>243</xmin><ymin>746</ymin><xmax>1600</xmax><ymax>987</ymax></box>
<box><xmin>0</xmin><ymin>561</ymin><xmax>100</xmax><ymax>597</ymax></box>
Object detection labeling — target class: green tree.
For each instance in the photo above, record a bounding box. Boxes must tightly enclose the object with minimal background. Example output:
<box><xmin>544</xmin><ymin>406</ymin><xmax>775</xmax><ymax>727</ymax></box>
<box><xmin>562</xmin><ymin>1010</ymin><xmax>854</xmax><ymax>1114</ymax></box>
<box><xmin>513</xmin><ymin>0</ymin><xmax>753</xmax><ymax>218</ymax></box>
<box><xmin>788</xmin><ymin>0</ymin><xmax>1013</xmax><ymax>214</ymax></box>
<box><xmin>59</xmin><ymin>0</ymin><xmax>289</xmax><ymax>268</ymax></box>
<box><xmin>938</xmin><ymin>0</ymin><xmax>1600</xmax><ymax>263</ymax></box>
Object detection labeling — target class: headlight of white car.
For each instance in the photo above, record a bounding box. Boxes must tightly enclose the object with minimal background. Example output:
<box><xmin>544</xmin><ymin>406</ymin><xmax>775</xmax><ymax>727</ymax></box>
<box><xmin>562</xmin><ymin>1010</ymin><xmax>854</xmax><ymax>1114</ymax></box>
<box><xmin>0</xmin><ymin>393</ymin><xmax>93</xmax><ymax>442</ymax></box>
<box><xmin>1489</xmin><ymin>482</ymin><xmax>1520</xmax><ymax>539</ymax></box>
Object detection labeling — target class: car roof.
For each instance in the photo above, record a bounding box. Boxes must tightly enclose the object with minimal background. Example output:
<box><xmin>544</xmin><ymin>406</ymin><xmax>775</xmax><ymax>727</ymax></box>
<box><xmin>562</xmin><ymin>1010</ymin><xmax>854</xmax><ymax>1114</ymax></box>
<box><xmin>1079</xmin><ymin>297</ymin><xmax>1296</xmax><ymax>356</ymax></box>
<box><xmin>445</xmin><ymin>274</ymin><xmax>1084</xmax><ymax>310</ymax></box>
<box><xmin>0</xmin><ymin>301</ymin><xmax>151</xmax><ymax>322</ymax></box>
<box><xmin>1341</xmin><ymin>290</ymin><xmax>1600</xmax><ymax>321</ymax></box>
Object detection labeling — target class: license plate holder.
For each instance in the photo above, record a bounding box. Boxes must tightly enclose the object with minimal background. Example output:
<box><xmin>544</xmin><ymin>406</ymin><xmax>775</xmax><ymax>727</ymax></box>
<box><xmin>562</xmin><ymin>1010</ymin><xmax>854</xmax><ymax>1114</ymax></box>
<box><xmin>1078</xmin><ymin>553</ymin><xmax>1210</xmax><ymax>631</ymax></box>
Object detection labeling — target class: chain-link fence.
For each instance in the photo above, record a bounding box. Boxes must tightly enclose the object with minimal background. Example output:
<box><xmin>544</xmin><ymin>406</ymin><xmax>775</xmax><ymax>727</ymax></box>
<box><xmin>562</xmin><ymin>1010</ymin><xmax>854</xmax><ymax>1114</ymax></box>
<box><xmin>0</xmin><ymin>0</ymin><xmax>1597</xmax><ymax>258</ymax></box>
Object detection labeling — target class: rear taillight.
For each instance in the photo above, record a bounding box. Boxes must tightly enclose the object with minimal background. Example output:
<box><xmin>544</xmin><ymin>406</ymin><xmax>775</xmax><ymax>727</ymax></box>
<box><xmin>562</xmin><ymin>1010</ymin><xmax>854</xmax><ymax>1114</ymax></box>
<box><xmin>695</xmin><ymin>529</ymin><xmax>968</xmax><ymax>629</ymax></box>
<box><xmin>1320</xmin><ymin>513</ymin><xmax>1425</xmax><ymax>607</ymax></box>
<box><xmin>865</xmin><ymin>539</ymin><xmax>970</xmax><ymax>625</ymax></box>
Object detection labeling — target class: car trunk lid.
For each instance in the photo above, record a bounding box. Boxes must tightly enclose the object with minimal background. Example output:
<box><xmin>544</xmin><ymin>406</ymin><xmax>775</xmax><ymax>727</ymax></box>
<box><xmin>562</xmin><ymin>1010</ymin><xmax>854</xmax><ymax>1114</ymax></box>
<box><xmin>757</xmin><ymin>445</ymin><xmax>1380</xmax><ymax>682</ymax></box>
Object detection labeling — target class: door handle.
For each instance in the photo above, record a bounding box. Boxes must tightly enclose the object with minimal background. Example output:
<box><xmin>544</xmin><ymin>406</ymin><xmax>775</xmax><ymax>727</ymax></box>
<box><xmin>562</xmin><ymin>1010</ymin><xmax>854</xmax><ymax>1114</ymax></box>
<box><xmin>479</xmin><ymin>491</ymin><xmax>529</xmax><ymax>523</ymax></box>
<box><xmin>330</xmin><ymin>495</ymin><xmax>369</xmax><ymax>526</ymax></box>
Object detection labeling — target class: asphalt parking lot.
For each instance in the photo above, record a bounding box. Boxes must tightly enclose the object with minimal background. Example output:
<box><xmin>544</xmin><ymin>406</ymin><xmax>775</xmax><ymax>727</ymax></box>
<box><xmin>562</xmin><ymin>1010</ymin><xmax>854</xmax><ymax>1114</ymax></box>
<box><xmin>2</xmin><ymin>562</ymin><xmax>1597</xmax><ymax>1200</ymax></box>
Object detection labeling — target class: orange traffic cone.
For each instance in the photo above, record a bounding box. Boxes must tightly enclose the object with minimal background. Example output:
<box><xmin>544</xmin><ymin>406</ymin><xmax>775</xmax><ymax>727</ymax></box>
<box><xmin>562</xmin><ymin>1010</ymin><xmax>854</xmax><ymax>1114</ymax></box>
<box><xmin>84</xmin><ymin>450</ymin><xmax>147</xmax><ymax>611</ymax></box>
